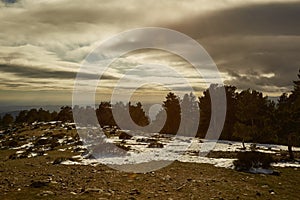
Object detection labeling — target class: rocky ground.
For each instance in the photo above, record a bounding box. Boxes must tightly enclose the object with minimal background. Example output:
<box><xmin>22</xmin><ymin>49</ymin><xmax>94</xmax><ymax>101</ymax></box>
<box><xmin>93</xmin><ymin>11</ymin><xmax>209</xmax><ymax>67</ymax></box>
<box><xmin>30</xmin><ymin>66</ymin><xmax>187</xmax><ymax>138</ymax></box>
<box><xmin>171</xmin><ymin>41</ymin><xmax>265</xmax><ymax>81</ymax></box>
<box><xmin>0</xmin><ymin>123</ymin><xmax>300</xmax><ymax>199</ymax></box>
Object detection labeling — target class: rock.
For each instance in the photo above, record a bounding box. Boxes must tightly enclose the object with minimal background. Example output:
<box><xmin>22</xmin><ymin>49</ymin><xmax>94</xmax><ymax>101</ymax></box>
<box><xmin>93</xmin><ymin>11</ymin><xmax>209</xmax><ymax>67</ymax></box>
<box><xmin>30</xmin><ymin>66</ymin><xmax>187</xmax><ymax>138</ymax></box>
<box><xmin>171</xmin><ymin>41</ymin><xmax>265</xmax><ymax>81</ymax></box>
<box><xmin>70</xmin><ymin>192</ymin><xmax>77</xmax><ymax>195</ymax></box>
<box><xmin>38</xmin><ymin>190</ymin><xmax>55</xmax><ymax>196</ymax></box>
<box><xmin>34</xmin><ymin>137</ymin><xmax>60</xmax><ymax>149</ymax></box>
<box><xmin>119</xmin><ymin>131</ymin><xmax>132</xmax><ymax>140</ymax></box>
<box><xmin>272</xmin><ymin>170</ymin><xmax>281</xmax><ymax>176</ymax></box>
<box><xmin>164</xmin><ymin>175</ymin><xmax>171</xmax><ymax>181</ymax></box>
<box><xmin>53</xmin><ymin>157</ymin><xmax>67</xmax><ymax>165</ymax></box>
<box><xmin>52</xmin><ymin>133</ymin><xmax>65</xmax><ymax>139</ymax></box>
<box><xmin>128</xmin><ymin>197</ymin><xmax>136</xmax><ymax>200</ymax></box>
<box><xmin>116</xmin><ymin>143</ymin><xmax>130</xmax><ymax>151</ymax></box>
<box><xmin>8</xmin><ymin>153</ymin><xmax>18</xmax><ymax>160</ymax></box>
<box><xmin>44</xmin><ymin>131</ymin><xmax>54</xmax><ymax>137</ymax></box>
<box><xmin>30</xmin><ymin>180</ymin><xmax>49</xmax><ymax>188</ymax></box>
<box><xmin>66</xmin><ymin>138</ymin><xmax>75</xmax><ymax>144</ymax></box>
<box><xmin>85</xmin><ymin>154</ymin><xmax>96</xmax><ymax>159</ymax></box>
<box><xmin>148</xmin><ymin>142</ymin><xmax>164</xmax><ymax>148</ymax></box>
<box><xmin>36</xmin><ymin>150</ymin><xmax>45</xmax><ymax>156</ymax></box>
<box><xmin>103</xmin><ymin>192</ymin><xmax>112</xmax><ymax>196</ymax></box>
<box><xmin>35</xmin><ymin>138</ymin><xmax>50</xmax><ymax>146</ymax></box>
<box><xmin>75</xmin><ymin>140</ymin><xmax>83</xmax><ymax>146</ymax></box>
<box><xmin>84</xmin><ymin>187</ymin><xmax>103</xmax><ymax>193</ymax></box>
<box><xmin>269</xmin><ymin>189</ymin><xmax>275</xmax><ymax>195</ymax></box>
<box><xmin>250</xmin><ymin>143</ymin><xmax>257</xmax><ymax>151</ymax></box>
<box><xmin>136</xmin><ymin>138</ymin><xmax>157</xmax><ymax>143</ymax></box>
<box><xmin>2</xmin><ymin>140</ymin><xmax>19</xmax><ymax>148</ymax></box>
<box><xmin>129</xmin><ymin>188</ymin><xmax>140</xmax><ymax>195</ymax></box>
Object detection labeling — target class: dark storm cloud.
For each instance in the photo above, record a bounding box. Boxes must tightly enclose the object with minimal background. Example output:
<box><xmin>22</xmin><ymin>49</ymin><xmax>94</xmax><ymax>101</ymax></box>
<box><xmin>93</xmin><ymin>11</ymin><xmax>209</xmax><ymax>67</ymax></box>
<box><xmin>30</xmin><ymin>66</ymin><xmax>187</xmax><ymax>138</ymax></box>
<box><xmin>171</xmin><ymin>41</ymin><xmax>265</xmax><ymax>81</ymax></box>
<box><xmin>0</xmin><ymin>64</ymin><xmax>117</xmax><ymax>80</ymax></box>
<box><xmin>171</xmin><ymin>2</ymin><xmax>300</xmax><ymax>38</ymax></box>
<box><xmin>1</xmin><ymin>0</ymin><xmax>18</xmax><ymax>4</ymax></box>
<box><xmin>1</xmin><ymin>0</ymin><xmax>299</xmax><ymax>101</ymax></box>
<box><xmin>29</xmin><ymin>6</ymin><xmax>136</xmax><ymax>26</ymax></box>
<box><xmin>170</xmin><ymin>2</ymin><xmax>300</xmax><ymax>94</ymax></box>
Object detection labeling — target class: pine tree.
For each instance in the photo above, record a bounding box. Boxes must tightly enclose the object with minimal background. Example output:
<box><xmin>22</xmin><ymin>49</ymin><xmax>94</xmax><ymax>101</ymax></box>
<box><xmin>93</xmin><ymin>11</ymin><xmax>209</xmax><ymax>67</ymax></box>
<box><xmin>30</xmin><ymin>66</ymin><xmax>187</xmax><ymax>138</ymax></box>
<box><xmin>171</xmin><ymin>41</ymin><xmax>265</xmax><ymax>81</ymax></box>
<box><xmin>56</xmin><ymin>106</ymin><xmax>73</xmax><ymax>123</ymax></box>
<box><xmin>129</xmin><ymin>102</ymin><xmax>149</xmax><ymax>128</ymax></box>
<box><xmin>198</xmin><ymin>87</ymin><xmax>212</xmax><ymax>138</ymax></box>
<box><xmin>112</xmin><ymin>102</ymin><xmax>128</xmax><ymax>129</ymax></box>
<box><xmin>26</xmin><ymin>109</ymin><xmax>39</xmax><ymax>123</ymax></box>
<box><xmin>278</xmin><ymin>69</ymin><xmax>300</xmax><ymax>159</ymax></box>
<box><xmin>233</xmin><ymin>89</ymin><xmax>273</xmax><ymax>148</ymax></box>
<box><xmin>2</xmin><ymin>113</ymin><xmax>14</xmax><ymax>127</ymax></box>
<box><xmin>37</xmin><ymin>108</ymin><xmax>51</xmax><ymax>122</ymax></box>
<box><xmin>15</xmin><ymin>110</ymin><xmax>28</xmax><ymax>124</ymax></box>
<box><xmin>96</xmin><ymin>102</ymin><xmax>116</xmax><ymax>127</ymax></box>
<box><xmin>198</xmin><ymin>84</ymin><xmax>229</xmax><ymax>139</ymax></box>
<box><xmin>160</xmin><ymin>92</ymin><xmax>181</xmax><ymax>134</ymax></box>
<box><xmin>222</xmin><ymin>85</ymin><xmax>238</xmax><ymax>140</ymax></box>
<box><xmin>179</xmin><ymin>93</ymin><xmax>199</xmax><ymax>137</ymax></box>
<box><xmin>50</xmin><ymin>111</ymin><xmax>58</xmax><ymax>121</ymax></box>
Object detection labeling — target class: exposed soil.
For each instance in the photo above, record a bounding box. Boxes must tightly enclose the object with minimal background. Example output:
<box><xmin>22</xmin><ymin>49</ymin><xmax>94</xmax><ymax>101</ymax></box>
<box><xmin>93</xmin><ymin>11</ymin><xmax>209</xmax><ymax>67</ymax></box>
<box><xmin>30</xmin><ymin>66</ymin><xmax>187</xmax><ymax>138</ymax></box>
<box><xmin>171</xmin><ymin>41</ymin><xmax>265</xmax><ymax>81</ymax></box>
<box><xmin>0</xmin><ymin>124</ymin><xmax>300</xmax><ymax>199</ymax></box>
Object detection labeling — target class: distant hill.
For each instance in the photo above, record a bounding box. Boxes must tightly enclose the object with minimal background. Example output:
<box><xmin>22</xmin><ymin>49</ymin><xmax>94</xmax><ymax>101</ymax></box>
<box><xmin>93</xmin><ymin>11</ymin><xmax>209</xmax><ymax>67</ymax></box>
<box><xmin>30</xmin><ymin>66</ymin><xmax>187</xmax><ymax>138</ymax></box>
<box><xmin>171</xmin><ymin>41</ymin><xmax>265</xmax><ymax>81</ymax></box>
<box><xmin>0</xmin><ymin>105</ymin><xmax>64</xmax><ymax>118</ymax></box>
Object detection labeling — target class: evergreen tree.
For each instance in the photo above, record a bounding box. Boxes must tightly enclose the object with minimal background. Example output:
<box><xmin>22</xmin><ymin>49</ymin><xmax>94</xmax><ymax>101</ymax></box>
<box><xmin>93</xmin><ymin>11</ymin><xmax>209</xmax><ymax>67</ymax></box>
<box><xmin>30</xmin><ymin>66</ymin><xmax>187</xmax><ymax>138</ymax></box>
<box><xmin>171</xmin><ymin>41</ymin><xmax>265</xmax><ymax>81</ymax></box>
<box><xmin>277</xmin><ymin>69</ymin><xmax>300</xmax><ymax>159</ymax></box>
<box><xmin>129</xmin><ymin>102</ymin><xmax>149</xmax><ymax>128</ymax></box>
<box><xmin>233</xmin><ymin>89</ymin><xmax>275</xmax><ymax>148</ymax></box>
<box><xmin>198</xmin><ymin>84</ymin><xmax>228</xmax><ymax>139</ymax></box>
<box><xmin>109</xmin><ymin>101</ymin><xmax>149</xmax><ymax>131</ymax></box>
<box><xmin>50</xmin><ymin>111</ymin><xmax>58</xmax><ymax>121</ymax></box>
<box><xmin>56</xmin><ymin>106</ymin><xmax>73</xmax><ymax>122</ymax></box>
<box><xmin>198</xmin><ymin>87</ymin><xmax>211</xmax><ymax>138</ymax></box>
<box><xmin>221</xmin><ymin>85</ymin><xmax>238</xmax><ymax>140</ymax></box>
<box><xmin>26</xmin><ymin>109</ymin><xmax>39</xmax><ymax>123</ymax></box>
<box><xmin>150</xmin><ymin>107</ymin><xmax>167</xmax><ymax>133</ymax></box>
<box><xmin>2</xmin><ymin>113</ymin><xmax>14</xmax><ymax>127</ymax></box>
<box><xmin>96</xmin><ymin>102</ymin><xmax>116</xmax><ymax>127</ymax></box>
<box><xmin>37</xmin><ymin>108</ymin><xmax>51</xmax><ymax>122</ymax></box>
<box><xmin>112</xmin><ymin>101</ymin><xmax>128</xmax><ymax>129</ymax></box>
<box><xmin>73</xmin><ymin>106</ymin><xmax>98</xmax><ymax>126</ymax></box>
<box><xmin>15</xmin><ymin>110</ymin><xmax>28</xmax><ymax>124</ymax></box>
<box><xmin>276</xmin><ymin>93</ymin><xmax>291</xmax><ymax>145</ymax></box>
<box><xmin>179</xmin><ymin>93</ymin><xmax>199</xmax><ymax>136</ymax></box>
<box><xmin>160</xmin><ymin>92</ymin><xmax>181</xmax><ymax>134</ymax></box>
<box><xmin>16</xmin><ymin>108</ymin><xmax>54</xmax><ymax>124</ymax></box>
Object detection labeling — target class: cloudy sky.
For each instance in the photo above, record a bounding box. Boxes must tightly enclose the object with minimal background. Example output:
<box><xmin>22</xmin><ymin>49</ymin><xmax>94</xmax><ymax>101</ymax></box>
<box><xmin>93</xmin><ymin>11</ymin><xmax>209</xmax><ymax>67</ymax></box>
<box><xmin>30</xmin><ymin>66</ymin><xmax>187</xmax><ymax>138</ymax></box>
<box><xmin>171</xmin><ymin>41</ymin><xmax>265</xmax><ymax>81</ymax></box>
<box><xmin>0</xmin><ymin>0</ymin><xmax>300</xmax><ymax>106</ymax></box>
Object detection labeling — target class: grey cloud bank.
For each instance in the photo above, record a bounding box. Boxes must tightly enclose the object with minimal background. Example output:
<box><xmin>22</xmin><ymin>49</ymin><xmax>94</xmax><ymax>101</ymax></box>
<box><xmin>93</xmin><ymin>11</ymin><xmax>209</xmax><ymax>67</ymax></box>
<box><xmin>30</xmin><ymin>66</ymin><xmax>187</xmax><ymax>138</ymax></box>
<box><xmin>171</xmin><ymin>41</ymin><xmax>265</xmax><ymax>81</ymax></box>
<box><xmin>0</xmin><ymin>0</ymin><xmax>299</xmax><ymax>105</ymax></box>
<box><xmin>170</xmin><ymin>2</ymin><xmax>300</xmax><ymax>94</ymax></box>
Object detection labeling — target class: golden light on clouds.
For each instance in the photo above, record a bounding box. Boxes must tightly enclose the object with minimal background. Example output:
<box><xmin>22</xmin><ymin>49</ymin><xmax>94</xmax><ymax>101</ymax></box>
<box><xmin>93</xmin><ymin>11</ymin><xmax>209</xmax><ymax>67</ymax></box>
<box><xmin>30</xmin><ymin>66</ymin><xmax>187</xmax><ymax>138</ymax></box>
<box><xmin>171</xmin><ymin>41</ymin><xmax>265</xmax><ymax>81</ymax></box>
<box><xmin>0</xmin><ymin>0</ymin><xmax>299</xmax><ymax>106</ymax></box>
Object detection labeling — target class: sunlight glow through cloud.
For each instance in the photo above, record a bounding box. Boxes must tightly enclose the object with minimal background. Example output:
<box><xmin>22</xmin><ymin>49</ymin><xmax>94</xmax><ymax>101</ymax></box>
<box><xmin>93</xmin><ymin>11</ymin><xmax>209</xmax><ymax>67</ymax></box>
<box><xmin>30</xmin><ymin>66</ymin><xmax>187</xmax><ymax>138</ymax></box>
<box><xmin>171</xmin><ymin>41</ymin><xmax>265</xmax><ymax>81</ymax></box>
<box><xmin>0</xmin><ymin>0</ymin><xmax>299</xmax><ymax>105</ymax></box>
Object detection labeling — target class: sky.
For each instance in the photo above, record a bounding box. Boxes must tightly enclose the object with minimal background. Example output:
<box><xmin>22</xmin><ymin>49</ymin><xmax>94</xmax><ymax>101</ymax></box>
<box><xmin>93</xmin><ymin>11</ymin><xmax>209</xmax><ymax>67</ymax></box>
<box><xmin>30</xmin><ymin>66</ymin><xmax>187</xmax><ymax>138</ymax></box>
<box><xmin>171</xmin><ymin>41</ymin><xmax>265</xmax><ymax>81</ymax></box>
<box><xmin>0</xmin><ymin>0</ymin><xmax>300</xmax><ymax>106</ymax></box>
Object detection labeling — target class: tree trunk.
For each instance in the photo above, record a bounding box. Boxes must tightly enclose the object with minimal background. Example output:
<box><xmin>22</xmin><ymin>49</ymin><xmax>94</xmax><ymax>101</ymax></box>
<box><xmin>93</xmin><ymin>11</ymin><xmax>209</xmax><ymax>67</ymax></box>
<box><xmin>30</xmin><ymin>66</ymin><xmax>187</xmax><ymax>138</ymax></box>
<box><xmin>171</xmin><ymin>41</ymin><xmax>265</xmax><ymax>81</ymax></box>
<box><xmin>288</xmin><ymin>133</ymin><xmax>294</xmax><ymax>160</ymax></box>
<box><xmin>288</xmin><ymin>145</ymin><xmax>294</xmax><ymax>160</ymax></box>
<box><xmin>242</xmin><ymin>138</ymin><xmax>246</xmax><ymax>149</ymax></box>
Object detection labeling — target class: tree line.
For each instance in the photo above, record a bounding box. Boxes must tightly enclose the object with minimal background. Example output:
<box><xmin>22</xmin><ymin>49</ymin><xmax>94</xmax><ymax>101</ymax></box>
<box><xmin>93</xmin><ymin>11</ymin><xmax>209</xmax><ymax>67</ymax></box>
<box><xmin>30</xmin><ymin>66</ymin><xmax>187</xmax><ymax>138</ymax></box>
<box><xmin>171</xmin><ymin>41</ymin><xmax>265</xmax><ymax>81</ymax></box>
<box><xmin>0</xmin><ymin>106</ymin><xmax>73</xmax><ymax>127</ymax></box>
<box><xmin>1</xmin><ymin>70</ymin><xmax>299</xmax><ymax>151</ymax></box>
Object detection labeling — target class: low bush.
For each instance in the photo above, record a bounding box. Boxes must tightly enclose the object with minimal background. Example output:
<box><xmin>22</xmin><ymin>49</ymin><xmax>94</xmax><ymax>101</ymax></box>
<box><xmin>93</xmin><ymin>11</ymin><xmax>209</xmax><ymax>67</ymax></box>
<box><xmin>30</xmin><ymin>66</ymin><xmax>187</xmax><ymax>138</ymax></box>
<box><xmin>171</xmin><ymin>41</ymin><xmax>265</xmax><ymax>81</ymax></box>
<box><xmin>233</xmin><ymin>151</ymin><xmax>274</xmax><ymax>171</ymax></box>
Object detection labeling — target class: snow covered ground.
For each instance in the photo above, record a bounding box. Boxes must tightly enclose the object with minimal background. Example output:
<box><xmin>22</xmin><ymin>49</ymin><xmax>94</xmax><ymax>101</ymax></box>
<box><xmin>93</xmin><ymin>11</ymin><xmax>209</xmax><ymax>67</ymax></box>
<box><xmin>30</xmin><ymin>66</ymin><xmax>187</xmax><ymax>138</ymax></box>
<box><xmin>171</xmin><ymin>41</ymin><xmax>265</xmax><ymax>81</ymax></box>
<box><xmin>2</xmin><ymin>123</ymin><xmax>298</xmax><ymax>170</ymax></box>
<box><xmin>62</xmin><ymin>135</ymin><xmax>300</xmax><ymax>169</ymax></box>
